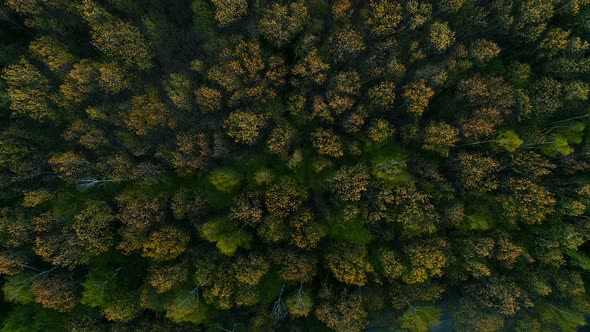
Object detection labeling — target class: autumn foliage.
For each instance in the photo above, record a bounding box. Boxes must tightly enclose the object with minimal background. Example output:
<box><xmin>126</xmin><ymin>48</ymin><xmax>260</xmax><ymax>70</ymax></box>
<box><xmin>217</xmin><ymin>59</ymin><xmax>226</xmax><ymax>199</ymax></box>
<box><xmin>1</xmin><ymin>0</ymin><xmax>590</xmax><ymax>331</ymax></box>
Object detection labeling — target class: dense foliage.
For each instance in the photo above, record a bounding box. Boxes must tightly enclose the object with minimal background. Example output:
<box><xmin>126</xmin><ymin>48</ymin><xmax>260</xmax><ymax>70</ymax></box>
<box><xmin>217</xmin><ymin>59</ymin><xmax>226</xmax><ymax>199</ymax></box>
<box><xmin>1</xmin><ymin>0</ymin><xmax>590</xmax><ymax>331</ymax></box>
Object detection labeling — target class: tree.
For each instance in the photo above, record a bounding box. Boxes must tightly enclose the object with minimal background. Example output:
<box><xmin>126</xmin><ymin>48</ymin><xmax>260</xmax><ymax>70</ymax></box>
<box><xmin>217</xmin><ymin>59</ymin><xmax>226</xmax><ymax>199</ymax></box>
<box><xmin>439</xmin><ymin>0</ymin><xmax>466</xmax><ymax>13</ymax></box>
<box><xmin>540</xmin><ymin>122</ymin><xmax>586</xmax><ymax>157</ymax></box>
<box><xmin>372</xmin><ymin>183</ymin><xmax>439</xmax><ymax>238</ymax></box>
<box><xmin>265</xmin><ymin>177</ymin><xmax>306</xmax><ymax>218</ymax></box>
<box><xmin>453</xmin><ymin>236</ymin><xmax>495</xmax><ymax>279</ymax></box>
<box><xmin>147</xmin><ymin>262</ymin><xmax>188</xmax><ymax>293</ymax></box>
<box><xmin>325</xmin><ymin>71</ymin><xmax>361</xmax><ymax>118</ymax></box>
<box><xmin>164</xmin><ymin>288</ymin><xmax>209</xmax><ymax>324</ymax></box>
<box><xmin>398</xmin><ymin>305</ymin><xmax>442</xmax><ymax>332</ymax></box>
<box><xmin>124</xmin><ymin>92</ymin><xmax>174</xmax><ymax>135</ymax></box>
<box><xmin>469</xmin><ymin>39</ymin><xmax>501</xmax><ymax>64</ymax></box>
<box><xmin>311</xmin><ymin>96</ymin><xmax>334</xmax><ymax>123</ymax></box>
<box><xmin>455</xmin><ymin>152</ymin><xmax>500</xmax><ymax>193</ymax></box>
<box><xmin>31</xmin><ymin>273</ymin><xmax>80</xmax><ymax>312</ymax></box>
<box><xmin>208</xmin><ymin>41</ymin><xmax>286</xmax><ymax>105</ymax></box>
<box><xmin>500</xmin><ymin>178</ymin><xmax>556</xmax><ymax>225</ymax></box>
<box><xmin>368</xmin><ymin>81</ymin><xmax>396</xmax><ymax>109</ymax></box>
<box><xmin>3</xmin><ymin>273</ymin><xmax>34</xmax><ymax>304</ymax></box>
<box><xmin>508</xmin><ymin>151</ymin><xmax>555</xmax><ymax>179</ymax></box>
<box><xmin>33</xmin><ymin>212</ymin><xmax>91</xmax><ymax>269</ymax></box>
<box><xmin>329</xmin><ymin>165</ymin><xmax>370</xmax><ymax>202</ymax></box>
<box><xmin>6</xmin><ymin>0</ymin><xmax>43</xmax><ymax>14</ymax></box>
<box><xmin>493</xmin><ymin>233</ymin><xmax>524</xmax><ymax>268</ymax></box>
<box><xmin>116</xmin><ymin>189</ymin><xmax>167</xmax><ymax>230</ymax></box>
<box><xmin>78</xmin><ymin>0</ymin><xmax>153</xmax><ymax>69</ymax></box>
<box><xmin>390</xmin><ymin>281</ymin><xmax>446</xmax><ymax>312</ymax></box>
<box><xmin>259</xmin><ymin>2</ymin><xmax>308</xmax><ymax>48</ymax></box>
<box><xmin>142</xmin><ymin>227</ymin><xmax>190</xmax><ymax>262</ymax></box>
<box><xmin>0</xmin><ymin>208</ymin><xmax>33</xmax><ymax>250</ymax></box>
<box><xmin>2</xmin><ymin>58</ymin><xmax>53</xmax><ymax>120</ymax></box>
<box><xmin>292</xmin><ymin>49</ymin><xmax>330</xmax><ymax>86</ymax></box>
<box><xmin>368</xmin><ymin>119</ymin><xmax>394</xmax><ymax>143</ymax></box>
<box><xmin>286</xmin><ymin>287</ymin><xmax>313</xmax><ymax>318</ymax></box>
<box><xmin>316</xmin><ymin>291</ymin><xmax>368</xmax><ymax>332</ymax></box>
<box><xmin>331</xmin><ymin>0</ymin><xmax>352</xmax><ymax>19</ymax></box>
<box><xmin>192</xmin><ymin>255</ymin><xmax>217</xmax><ymax>291</ymax></box>
<box><xmin>514</xmin><ymin>0</ymin><xmax>554</xmax><ymax>42</ymax></box>
<box><xmin>101</xmin><ymin>290</ymin><xmax>141</xmax><ymax>322</ymax></box>
<box><xmin>538</xmin><ymin>303</ymin><xmax>587</xmax><ymax>332</ymax></box>
<box><xmin>191</xmin><ymin>0</ymin><xmax>216</xmax><ymax>40</ymax></box>
<box><xmin>0</xmin><ymin>252</ymin><xmax>26</xmax><ymax>277</ymax></box>
<box><xmin>230</xmin><ymin>190</ymin><xmax>264</xmax><ymax>227</ymax></box>
<box><xmin>200</xmin><ymin>218</ymin><xmax>253</xmax><ymax>256</ymax></box>
<box><xmin>257</xmin><ymin>216</ymin><xmax>289</xmax><ymax>243</ymax></box>
<box><xmin>98</xmin><ymin>62</ymin><xmax>128</xmax><ymax>93</ymax></box>
<box><xmin>289</xmin><ymin>209</ymin><xmax>325</xmax><ymax>249</ymax></box>
<box><xmin>63</xmin><ymin>120</ymin><xmax>108</xmax><ymax>150</ymax></box>
<box><xmin>364</xmin><ymin>0</ymin><xmax>402</xmax><ymax>36</ymax></box>
<box><xmin>461</xmin><ymin>107</ymin><xmax>504</xmax><ymax>139</ymax></box>
<box><xmin>495</xmin><ymin>130</ymin><xmax>523</xmax><ymax>152</ymax></box>
<box><xmin>328</xmin><ymin>69</ymin><xmax>361</xmax><ymax>95</ymax></box>
<box><xmin>164</xmin><ymin>73</ymin><xmax>192</xmax><ymax>111</ymax></box>
<box><xmin>428</xmin><ymin>21</ymin><xmax>455</xmax><ymax>53</ymax></box>
<box><xmin>201</xmin><ymin>268</ymin><xmax>236</xmax><ymax>309</ymax></box>
<box><xmin>563</xmin><ymin>81</ymin><xmax>589</xmax><ymax>104</ymax></box>
<box><xmin>402</xmin><ymin>80</ymin><xmax>434</xmax><ymax>118</ymax></box>
<box><xmin>326</xmin><ymin>243</ymin><xmax>374</xmax><ymax>286</ymax></box>
<box><xmin>312</xmin><ymin>128</ymin><xmax>344</xmax><ymax>158</ymax></box>
<box><xmin>405</xmin><ymin>0</ymin><xmax>432</xmax><ymax>30</ymax></box>
<box><xmin>452</xmin><ymin>299</ymin><xmax>505</xmax><ymax>332</ymax></box>
<box><xmin>60</xmin><ymin>60</ymin><xmax>99</xmax><ymax>105</ymax></box>
<box><xmin>422</xmin><ymin>122</ymin><xmax>459</xmax><ymax>157</ymax></box>
<box><xmin>72</xmin><ymin>200</ymin><xmax>115</xmax><ymax>255</ymax></box>
<box><xmin>467</xmin><ymin>276</ymin><xmax>530</xmax><ymax>316</ymax></box>
<box><xmin>232</xmin><ymin>253</ymin><xmax>270</xmax><ymax>286</ymax></box>
<box><xmin>0</xmin><ymin>126</ymin><xmax>46</xmax><ymax>179</ymax></box>
<box><xmin>402</xmin><ymin>240</ymin><xmax>448</xmax><ymax>284</ymax></box>
<box><xmin>48</xmin><ymin>151</ymin><xmax>91</xmax><ymax>183</ymax></box>
<box><xmin>224</xmin><ymin>110</ymin><xmax>267</xmax><ymax>145</ymax></box>
<box><xmin>529</xmin><ymin>77</ymin><xmax>563</xmax><ymax>119</ymax></box>
<box><xmin>234</xmin><ymin>284</ymin><xmax>260</xmax><ymax>307</ymax></box>
<box><xmin>171</xmin><ymin>188</ymin><xmax>208</xmax><ymax>221</ymax></box>
<box><xmin>195</xmin><ymin>86</ymin><xmax>222</xmax><ymax>113</ymax></box>
<box><xmin>379</xmin><ymin>248</ymin><xmax>404</xmax><ymax>281</ymax></box>
<box><xmin>344</xmin><ymin>106</ymin><xmax>368</xmax><ymax>133</ymax></box>
<box><xmin>171</xmin><ymin>131</ymin><xmax>209</xmax><ymax>175</ymax></box>
<box><xmin>267</xmin><ymin>123</ymin><xmax>296</xmax><ymax>157</ymax></box>
<box><xmin>272</xmin><ymin>250</ymin><xmax>318</xmax><ymax>282</ymax></box>
<box><xmin>330</xmin><ymin>27</ymin><xmax>366</xmax><ymax>62</ymax></box>
<box><xmin>459</xmin><ymin>74</ymin><xmax>514</xmax><ymax>111</ymax></box>
<box><xmin>539</xmin><ymin>28</ymin><xmax>570</xmax><ymax>59</ymax></box>
<box><xmin>28</xmin><ymin>36</ymin><xmax>75</xmax><ymax>74</ymax></box>
<box><xmin>211</xmin><ymin>0</ymin><xmax>247</xmax><ymax>26</ymax></box>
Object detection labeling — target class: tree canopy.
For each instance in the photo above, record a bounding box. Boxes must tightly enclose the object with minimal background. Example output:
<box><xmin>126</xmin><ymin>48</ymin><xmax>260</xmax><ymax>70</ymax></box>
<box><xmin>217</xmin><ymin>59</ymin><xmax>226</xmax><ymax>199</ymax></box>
<box><xmin>1</xmin><ymin>0</ymin><xmax>590</xmax><ymax>331</ymax></box>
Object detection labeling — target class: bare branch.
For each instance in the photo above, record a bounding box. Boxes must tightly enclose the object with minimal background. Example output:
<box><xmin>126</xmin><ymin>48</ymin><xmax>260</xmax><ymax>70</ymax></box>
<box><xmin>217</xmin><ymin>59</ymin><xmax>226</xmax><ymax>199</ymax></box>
<box><xmin>77</xmin><ymin>178</ymin><xmax>118</xmax><ymax>190</ymax></box>
<box><xmin>271</xmin><ymin>282</ymin><xmax>287</xmax><ymax>321</ymax></box>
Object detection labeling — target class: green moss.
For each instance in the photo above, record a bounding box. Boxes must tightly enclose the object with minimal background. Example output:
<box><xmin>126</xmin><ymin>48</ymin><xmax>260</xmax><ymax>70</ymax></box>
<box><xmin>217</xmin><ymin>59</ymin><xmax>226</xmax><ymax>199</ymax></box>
<box><xmin>398</xmin><ymin>305</ymin><xmax>442</xmax><ymax>332</ymax></box>
<box><xmin>208</xmin><ymin>168</ymin><xmax>241</xmax><ymax>193</ymax></box>
<box><xmin>462</xmin><ymin>210</ymin><xmax>493</xmax><ymax>231</ymax></box>
<box><xmin>325</xmin><ymin>218</ymin><xmax>372</xmax><ymax>245</ymax></box>
<box><xmin>371</xmin><ymin>155</ymin><xmax>412</xmax><ymax>186</ymax></box>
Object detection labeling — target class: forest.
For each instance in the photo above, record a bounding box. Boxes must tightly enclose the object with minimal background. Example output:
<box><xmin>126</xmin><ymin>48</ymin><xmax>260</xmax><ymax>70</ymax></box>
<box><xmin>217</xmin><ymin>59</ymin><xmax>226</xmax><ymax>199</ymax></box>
<box><xmin>0</xmin><ymin>0</ymin><xmax>590</xmax><ymax>331</ymax></box>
